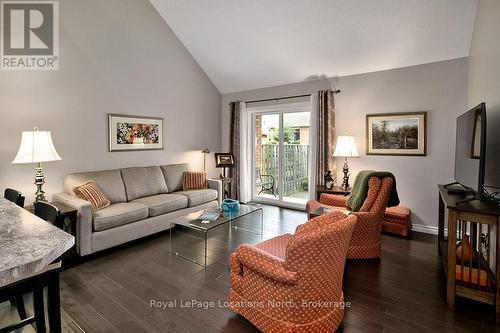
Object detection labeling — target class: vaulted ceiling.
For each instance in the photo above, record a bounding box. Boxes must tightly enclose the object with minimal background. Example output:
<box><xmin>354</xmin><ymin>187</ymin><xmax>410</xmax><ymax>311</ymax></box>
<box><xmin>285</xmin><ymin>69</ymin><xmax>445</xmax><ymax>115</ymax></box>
<box><xmin>149</xmin><ymin>0</ymin><xmax>477</xmax><ymax>94</ymax></box>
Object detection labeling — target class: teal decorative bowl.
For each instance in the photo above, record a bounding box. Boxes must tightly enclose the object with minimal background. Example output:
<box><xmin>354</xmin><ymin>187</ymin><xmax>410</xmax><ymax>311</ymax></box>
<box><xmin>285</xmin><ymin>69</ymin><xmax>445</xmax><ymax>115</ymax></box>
<box><xmin>221</xmin><ymin>199</ymin><xmax>240</xmax><ymax>215</ymax></box>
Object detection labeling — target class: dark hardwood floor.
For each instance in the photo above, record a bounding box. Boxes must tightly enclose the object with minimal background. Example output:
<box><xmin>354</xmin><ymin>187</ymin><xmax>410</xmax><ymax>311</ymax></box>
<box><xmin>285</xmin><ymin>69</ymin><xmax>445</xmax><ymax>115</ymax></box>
<box><xmin>56</xmin><ymin>204</ymin><xmax>499</xmax><ymax>333</ymax></box>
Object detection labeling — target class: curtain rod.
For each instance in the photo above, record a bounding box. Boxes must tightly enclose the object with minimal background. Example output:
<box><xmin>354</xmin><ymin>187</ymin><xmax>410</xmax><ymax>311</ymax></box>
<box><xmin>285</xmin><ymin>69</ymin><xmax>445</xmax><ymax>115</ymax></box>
<box><xmin>229</xmin><ymin>89</ymin><xmax>341</xmax><ymax>105</ymax></box>
<box><xmin>245</xmin><ymin>93</ymin><xmax>311</xmax><ymax>104</ymax></box>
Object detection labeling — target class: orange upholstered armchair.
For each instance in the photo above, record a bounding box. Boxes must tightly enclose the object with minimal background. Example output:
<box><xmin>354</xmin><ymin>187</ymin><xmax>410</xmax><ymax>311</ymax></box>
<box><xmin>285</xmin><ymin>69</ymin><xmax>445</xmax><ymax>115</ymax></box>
<box><xmin>228</xmin><ymin>211</ymin><xmax>356</xmax><ymax>333</ymax></box>
<box><xmin>306</xmin><ymin>177</ymin><xmax>393</xmax><ymax>259</ymax></box>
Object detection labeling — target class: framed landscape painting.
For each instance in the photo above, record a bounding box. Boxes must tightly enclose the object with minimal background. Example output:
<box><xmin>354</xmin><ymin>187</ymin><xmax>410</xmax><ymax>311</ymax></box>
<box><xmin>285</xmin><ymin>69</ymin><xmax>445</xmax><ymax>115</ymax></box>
<box><xmin>108</xmin><ymin>114</ymin><xmax>163</xmax><ymax>151</ymax></box>
<box><xmin>366</xmin><ymin>112</ymin><xmax>427</xmax><ymax>156</ymax></box>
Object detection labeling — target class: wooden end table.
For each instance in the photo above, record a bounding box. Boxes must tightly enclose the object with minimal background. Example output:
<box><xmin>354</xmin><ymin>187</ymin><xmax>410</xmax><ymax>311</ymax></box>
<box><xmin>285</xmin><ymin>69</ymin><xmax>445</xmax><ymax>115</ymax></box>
<box><xmin>316</xmin><ymin>185</ymin><xmax>351</xmax><ymax>200</ymax></box>
<box><xmin>437</xmin><ymin>185</ymin><xmax>500</xmax><ymax>321</ymax></box>
<box><xmin>26</xmin><ymin>202</ymin><xmax>77</xmax><ymax>236</ymax></box>
<box><xmin>212</xmin><ymin>177</ymin><xmax>234</xmax><ymax>199</ymax></box>
<box><xmin>52</xmin><ymin>202</ymin><xmax>78</xmax><ymax>235</ymax></box>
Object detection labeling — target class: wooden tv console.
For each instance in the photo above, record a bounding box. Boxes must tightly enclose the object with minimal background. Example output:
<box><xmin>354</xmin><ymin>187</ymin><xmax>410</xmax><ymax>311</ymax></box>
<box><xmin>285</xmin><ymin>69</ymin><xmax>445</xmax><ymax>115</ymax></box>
<box><xmin>438</xmin><ymin>185</ymin><xmax>500</xmax><ymax>319</ymax></box>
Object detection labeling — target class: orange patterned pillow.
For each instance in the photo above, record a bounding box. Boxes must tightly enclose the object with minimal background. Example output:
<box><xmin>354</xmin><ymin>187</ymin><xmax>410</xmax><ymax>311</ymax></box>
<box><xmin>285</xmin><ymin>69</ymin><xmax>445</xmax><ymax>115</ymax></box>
<box><xmin>73</xmin><ymin>180</ymin><xmax>110</xmax><ymax>211</ymax></box>
<box><xmin>182</xmin><ymin>171</ymin><xmax>208</xmax><ymax>190</ymax></box>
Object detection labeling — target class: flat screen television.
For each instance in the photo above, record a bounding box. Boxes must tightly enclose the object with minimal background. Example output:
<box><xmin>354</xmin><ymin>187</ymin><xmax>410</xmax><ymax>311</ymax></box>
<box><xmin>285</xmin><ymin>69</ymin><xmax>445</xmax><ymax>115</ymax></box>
<box><xmin>454</xmin><ymin>103</ymin><xmax>487</xmax><ymax>200</ymax></box>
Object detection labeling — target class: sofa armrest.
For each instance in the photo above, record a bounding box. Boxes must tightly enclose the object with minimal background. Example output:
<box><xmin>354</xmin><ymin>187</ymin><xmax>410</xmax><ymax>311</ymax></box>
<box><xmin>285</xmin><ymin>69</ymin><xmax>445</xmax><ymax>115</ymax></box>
<box><xmin>319</xmin><ymin>193</ymin><xmax>348</xmax><ymax>207</ymax></box>
<box><xmin>52</xmin><ymin>192</ymin><xmax>93</xmax><ymax>256</ymax></box>
<box><xmin>235</xmin><ymin>244</ymin><xmax>298</xmax><ymax>285</ymax></box>
<box><xmin>208</xmin><ymin>178</ymin><xmax>223</xmax><ymax>205</ymax></box>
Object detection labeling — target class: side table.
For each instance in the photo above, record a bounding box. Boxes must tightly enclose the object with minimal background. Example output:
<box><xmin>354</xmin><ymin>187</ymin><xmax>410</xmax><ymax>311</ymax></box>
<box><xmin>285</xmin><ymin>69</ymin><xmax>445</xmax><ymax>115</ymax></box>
<box><xmin>213</xmin><ymin>177</ymin><xmax>234</xmax><ymax>199</ymax></box>
<box><xmin>52</xmin><ymin>202</ymin><xmax>78</xmax><ymax>235</ymax></box>
<box><xmin>26</xmin><ymin>202</ymin><xmax>77</xmax><ymax>235</ymax></box>
<box><xmin>316</xmin><ymin>185</ymin><xmax>351</xmax><ymax>200</ymax></box>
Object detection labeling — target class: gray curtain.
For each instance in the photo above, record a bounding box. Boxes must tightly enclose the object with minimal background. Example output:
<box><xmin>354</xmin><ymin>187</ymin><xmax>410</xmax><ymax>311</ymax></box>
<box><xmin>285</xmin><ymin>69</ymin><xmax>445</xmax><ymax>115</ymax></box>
<box><xmin>229</xmin><ymin>101</ymin><xmax>241</xmax><ymax>201</ymax></box>
<box><xmin>316</xmin><ymin>90</ymin><xmax>336</xmax><ymax>186</ymax></box>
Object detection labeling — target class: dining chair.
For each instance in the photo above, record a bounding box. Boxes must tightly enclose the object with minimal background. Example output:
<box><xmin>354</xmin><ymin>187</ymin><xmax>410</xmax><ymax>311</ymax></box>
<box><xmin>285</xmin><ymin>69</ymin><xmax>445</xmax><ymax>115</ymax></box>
<box><xmin>34</xmin><ymin>202</ymin><xmax>60</xmax><ymax>225</ymax></box>
<box><xmin>32</xmin><ymin>201</ymin><xmax>64</xmax><ymax>332</ymax></box>
<box><xmin>255</xmin><ymin>167</ymin><xmax>277</xmax><ymax>197</ymax></box>
<box><xmin>4</xmin><ymin>188</ymin><xmax>25</xmax><ymax>208</ymax></box>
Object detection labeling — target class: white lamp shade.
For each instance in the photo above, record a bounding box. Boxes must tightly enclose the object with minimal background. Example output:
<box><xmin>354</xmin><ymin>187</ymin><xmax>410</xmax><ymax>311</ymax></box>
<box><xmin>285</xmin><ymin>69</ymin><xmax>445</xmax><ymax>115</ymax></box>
<box><xmin>12</xmin><ymin>129</ymin><xmax>62</xmax><ymax>164</ymax></box>
<box><xmin>333</xmin><ymin>136</ymin><xmax>359</xmax><ymax>157</ymax></box>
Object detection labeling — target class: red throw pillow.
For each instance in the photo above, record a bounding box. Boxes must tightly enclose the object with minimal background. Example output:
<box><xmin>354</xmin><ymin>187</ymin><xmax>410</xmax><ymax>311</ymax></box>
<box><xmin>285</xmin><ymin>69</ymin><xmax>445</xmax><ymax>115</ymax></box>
<box><xmin>183</xmin><ymin>171</ymin><xmax>208</xmax><ymax>190</ymax></box>
<box><xmin>73</xmin><ymin>180</ymin><xmax>110</xmax><ymax>211</ymax></box>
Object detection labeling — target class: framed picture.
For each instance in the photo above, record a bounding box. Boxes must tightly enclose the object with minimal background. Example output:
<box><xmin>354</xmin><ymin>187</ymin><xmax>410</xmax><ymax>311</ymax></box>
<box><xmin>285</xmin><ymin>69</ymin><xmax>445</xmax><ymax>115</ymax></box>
<box><xmin>108</xmin><ymin>114</ymin><xmax>163</xmax><ymax>151</ymax></box>
<box><xmin>214</xmin><ymin>153</ymin><xmax>235</xmax><ymax>167</ymax></box>
<box><xmin>366</xmin><ymin>112</ymin><xmax>427</xmax><ymax>156</ymax></box>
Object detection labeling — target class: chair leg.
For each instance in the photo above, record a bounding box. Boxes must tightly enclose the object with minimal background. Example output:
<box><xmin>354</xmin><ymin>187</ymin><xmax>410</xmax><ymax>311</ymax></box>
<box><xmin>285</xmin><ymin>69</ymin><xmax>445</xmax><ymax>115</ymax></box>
<box><xmin>47</xmin><ymin>270</ymin><xmax>62</xmax><ymax>333</ymax></box>
<box><xmin>15</xmin><ymin>295</ymin><xmax>27</xmax><ymax>320</ymax></box>
<box><xmin>33</xmin><ymin>288</ymin><xmax>46</xmax><ymax>333</ymax></box>
<box><xmin>8</xmin><ymin>296</ymin><xmax>27</xmax><ymax>320</ymax></box>
<box><xmin>267</xmin><ymin>185</ymin><xmax>276</xmax><ymax>197</ymax></box>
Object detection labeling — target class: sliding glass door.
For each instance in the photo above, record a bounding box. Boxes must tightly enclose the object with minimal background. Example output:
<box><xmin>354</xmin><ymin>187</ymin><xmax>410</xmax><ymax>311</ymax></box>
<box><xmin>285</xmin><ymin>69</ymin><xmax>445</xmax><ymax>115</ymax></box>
<box><xmin>282</xmin><ymin>112</ymin><xmax>311</xmax><ymax>204</ymax></box>
<box><xmin>254</xmin><ymin>113</ymin><xmax>280</xmax><ymax>202</ymax></box>
<box><xmin>252</xmin><ymin>108</ymin><xmax>311</xmax><ymax>208</ymax></box>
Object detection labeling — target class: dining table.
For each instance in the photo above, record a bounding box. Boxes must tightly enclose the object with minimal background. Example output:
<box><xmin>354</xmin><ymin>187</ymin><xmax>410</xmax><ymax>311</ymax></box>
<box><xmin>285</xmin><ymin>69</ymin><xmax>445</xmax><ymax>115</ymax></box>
<box><xmin>0</xmin><ymin>198</ymin><xmax>75</xmax><ymax>332</ymax></box>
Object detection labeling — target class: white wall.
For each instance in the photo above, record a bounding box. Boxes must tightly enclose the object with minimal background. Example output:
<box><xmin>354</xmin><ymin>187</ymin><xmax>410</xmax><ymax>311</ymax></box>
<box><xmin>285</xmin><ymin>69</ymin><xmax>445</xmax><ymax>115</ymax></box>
<box><xmin>222</xmin><ymin>58</ymin><xmax>468</xmax><ymax>232</ymax></box>
<box><xmin>468</xmin><ymin>0</ymin><xmax>500</xmax><ymax>193</ymax></box>
<box><xmin>468</xmin><ymin>0</ymin><xmax>500</xmax><ymax>110</ymax></box>
<box><xmin>0</xmin><ymin>0</ymin><xmax>221</xmax><ymax>203</ymax></box>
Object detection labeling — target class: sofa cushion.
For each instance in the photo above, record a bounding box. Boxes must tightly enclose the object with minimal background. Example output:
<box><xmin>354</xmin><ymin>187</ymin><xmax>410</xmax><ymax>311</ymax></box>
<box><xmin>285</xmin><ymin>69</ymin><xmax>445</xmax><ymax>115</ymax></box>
<box><xmin>174</xmin><ymin>189</ymin><xmax>218</xmax><ymax>207</ymax></box>
<box><xmin>64</xmin><ymin>170</ymin><xmax>127</xmax><ymax>203</ymax></box>
<box><xmin>131</xmin><ymin>194</ymin><xmax>188</xmax><ymax>217</ymax></box>
<box><xmin>121</xmin><ymin>166</ymin><xmax>168</xmax><ymax>201</ymax></box>
<box><xmin>93</xmin><ymin>202</ymin><xmax>148</xmax><ymax>232</ymax></box>
<box><xmin>161</xmin><ymin>163</ymin><xmax>190</xmax><ymax>192</ymax></box>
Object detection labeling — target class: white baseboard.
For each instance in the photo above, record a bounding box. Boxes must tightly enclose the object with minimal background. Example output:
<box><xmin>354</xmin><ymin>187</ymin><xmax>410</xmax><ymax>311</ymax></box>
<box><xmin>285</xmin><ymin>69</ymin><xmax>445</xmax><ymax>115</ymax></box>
<box><xmin>412</xmin><ymin>223</ymin><xmax>447</xmax><ymax>236</ymax></box>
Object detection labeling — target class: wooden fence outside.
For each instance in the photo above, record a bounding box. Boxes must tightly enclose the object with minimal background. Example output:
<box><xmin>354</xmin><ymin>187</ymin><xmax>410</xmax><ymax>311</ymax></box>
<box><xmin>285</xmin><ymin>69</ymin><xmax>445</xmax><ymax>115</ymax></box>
<box><xmin>261</xmin><ymin>144</ymin><xmax>309</xmax><ymax>196</ymax></box>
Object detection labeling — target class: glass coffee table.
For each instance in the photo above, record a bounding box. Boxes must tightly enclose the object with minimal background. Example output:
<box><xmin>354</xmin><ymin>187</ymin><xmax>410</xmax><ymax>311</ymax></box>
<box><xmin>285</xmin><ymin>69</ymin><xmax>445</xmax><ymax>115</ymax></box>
<box><xmin>169</xmin><ymin>205</ymin><xmax>263</xmax><ymax>267</ymax></box>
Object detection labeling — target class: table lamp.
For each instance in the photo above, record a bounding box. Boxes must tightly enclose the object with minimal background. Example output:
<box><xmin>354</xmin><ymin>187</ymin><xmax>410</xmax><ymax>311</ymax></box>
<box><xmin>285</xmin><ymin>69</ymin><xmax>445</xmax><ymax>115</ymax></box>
<box><xmin>333</xmin><ymin>135</ymin><xmax>359</xmax><ymax>190</ymax></box>
<box><xmin>12</xmin><ymin>127</ymin><xmax>62</xmax><ymax>202</ymax></box>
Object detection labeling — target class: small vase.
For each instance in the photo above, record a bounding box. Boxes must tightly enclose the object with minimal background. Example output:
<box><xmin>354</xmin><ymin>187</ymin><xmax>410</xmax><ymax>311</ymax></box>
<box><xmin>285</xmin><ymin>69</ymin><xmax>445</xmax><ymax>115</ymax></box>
<box><xmin>456</xmin><ymin>234</ymin><xmax>478</xmax><ymax>265</ymax></box>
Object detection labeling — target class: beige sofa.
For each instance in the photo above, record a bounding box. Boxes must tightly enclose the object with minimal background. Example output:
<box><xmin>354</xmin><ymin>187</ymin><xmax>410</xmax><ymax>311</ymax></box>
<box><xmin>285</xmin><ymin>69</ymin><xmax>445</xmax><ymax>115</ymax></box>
<box><xmin>53</xmin><ymin>163</ymin><xmax>222</xmax><ymax>256</ymax></box>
